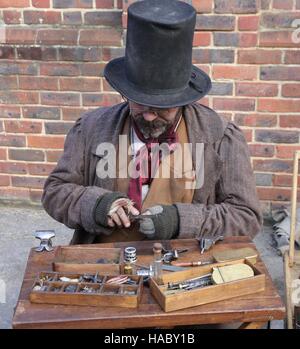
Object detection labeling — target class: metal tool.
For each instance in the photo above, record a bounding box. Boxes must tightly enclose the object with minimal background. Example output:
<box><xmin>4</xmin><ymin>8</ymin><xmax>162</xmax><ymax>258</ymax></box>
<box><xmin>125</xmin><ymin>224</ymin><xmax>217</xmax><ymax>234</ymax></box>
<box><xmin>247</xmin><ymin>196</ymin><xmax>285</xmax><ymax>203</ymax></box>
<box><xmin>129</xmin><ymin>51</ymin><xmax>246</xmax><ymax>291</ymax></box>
<box><xmin>34</xmin><ymin>230</ymin><xmax>55</xmax><ymax>252</ymax></box>
<box><xmin>167</xmin><ymin>274</ymin><xmax>212</xmax><ymax>291</ymax></box>
<box><xmin>171</xmin><ymin>260</ymin><xmax>211</xmax><ymax>267</ymax></box>
<box><xmin>128</xmin><ymin>213</ymin><xmax>158</xmax><ymax>221</ymax></box>
<box><xmin>162</xmin><ymin>248</ymin><xmax>189</xmax><ymax>263</ymax></box>
<box><xmin>198</xmin><ymin>236</ymin><xmax>224</xmax><ymax>254</ymax></box>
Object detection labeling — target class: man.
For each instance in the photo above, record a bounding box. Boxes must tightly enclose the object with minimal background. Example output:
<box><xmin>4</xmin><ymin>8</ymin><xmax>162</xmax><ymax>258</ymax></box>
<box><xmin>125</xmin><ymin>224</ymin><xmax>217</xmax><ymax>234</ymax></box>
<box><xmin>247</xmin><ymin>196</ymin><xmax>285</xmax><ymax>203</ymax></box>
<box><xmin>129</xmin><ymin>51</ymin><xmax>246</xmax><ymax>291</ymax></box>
<box><xmin>42</xmin><ymin>0</ymin><xmax>262</xmax><ymax>245</ymax></box>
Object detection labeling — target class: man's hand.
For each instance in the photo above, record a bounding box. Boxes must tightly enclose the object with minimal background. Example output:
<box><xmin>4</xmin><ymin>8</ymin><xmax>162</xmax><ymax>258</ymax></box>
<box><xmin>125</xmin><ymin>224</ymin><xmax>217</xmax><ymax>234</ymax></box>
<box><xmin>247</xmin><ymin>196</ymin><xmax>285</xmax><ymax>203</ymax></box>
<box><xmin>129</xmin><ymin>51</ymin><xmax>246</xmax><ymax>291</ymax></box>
<box><xmin>107</xmin><ymin>198</ymin><xmax>139</xmax><ymax>228</ymax></box>
<box><xmin>93</xmin><ymin>191</ymin><xmax>139</xmax><ymax>228</ymax></box>
<box><xmin>138</xmin><ymin>205</ymin><xmax>179</xmax><ymax>240</ymax></box>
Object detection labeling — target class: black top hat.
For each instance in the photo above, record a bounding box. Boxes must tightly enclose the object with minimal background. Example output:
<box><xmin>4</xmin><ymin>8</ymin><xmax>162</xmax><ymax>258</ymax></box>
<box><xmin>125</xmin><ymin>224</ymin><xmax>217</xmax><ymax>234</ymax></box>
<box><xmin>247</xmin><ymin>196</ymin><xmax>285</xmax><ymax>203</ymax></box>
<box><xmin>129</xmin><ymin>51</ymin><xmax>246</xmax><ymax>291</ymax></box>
<box><xmin>104</xmin><ymin>0</ymin><xmax>211</xmax><ymax>108</ymax></box>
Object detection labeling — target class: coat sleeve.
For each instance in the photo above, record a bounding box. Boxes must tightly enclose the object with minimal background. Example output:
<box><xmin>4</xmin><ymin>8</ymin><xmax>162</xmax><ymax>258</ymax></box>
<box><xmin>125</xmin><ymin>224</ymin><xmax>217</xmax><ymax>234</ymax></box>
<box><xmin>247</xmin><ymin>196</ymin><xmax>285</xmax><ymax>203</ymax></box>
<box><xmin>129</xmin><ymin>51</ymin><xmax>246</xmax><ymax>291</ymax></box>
<box><xmin>175</xmin><ymin>122</ymin><xmax>263</xmax><ymax>240</ymax></box>
<box><xmin>41</xmin><ymin>115</ymin><xmax>111</xmax><ymax>234</ymax></box>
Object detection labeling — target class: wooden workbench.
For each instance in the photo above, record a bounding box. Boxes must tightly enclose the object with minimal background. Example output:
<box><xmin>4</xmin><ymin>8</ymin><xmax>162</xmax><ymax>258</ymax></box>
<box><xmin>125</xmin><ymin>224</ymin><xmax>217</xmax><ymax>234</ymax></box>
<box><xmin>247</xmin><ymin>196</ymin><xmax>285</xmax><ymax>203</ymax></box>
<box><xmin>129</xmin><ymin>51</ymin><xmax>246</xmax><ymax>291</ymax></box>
<box><xmin>12</xmin><ymin>237</ymin><xmax>286</xmax><ymax>329</ymax></box>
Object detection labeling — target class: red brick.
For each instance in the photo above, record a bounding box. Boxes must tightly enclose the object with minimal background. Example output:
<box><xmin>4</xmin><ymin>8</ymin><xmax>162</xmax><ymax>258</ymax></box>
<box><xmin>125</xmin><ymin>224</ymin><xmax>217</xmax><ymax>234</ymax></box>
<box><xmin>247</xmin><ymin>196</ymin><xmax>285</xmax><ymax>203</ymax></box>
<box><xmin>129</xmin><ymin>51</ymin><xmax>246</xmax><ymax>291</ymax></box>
<box><xmin>27</xmin><ymin>136</ymin><xmax>65</xmax><ymax>149</ymax></box>
<box><xmin>239</xmin><ymin>33</ymin><xmax>257</xmax><ymax>47</ymax></box>
<box><xmin>0</xmin><ymin>149</ymin><xmax>7</xmax><ymax>160</ymax></box>
<box><xmin>239</xmin><ymin>128</ymin><xmax>252</xmax><ymax>142</ymax></box>
<box><xmin>9</xmin><ymin>149</ymin><xmax>44</xmax><ymax>162</ymax></box>
<box><xmin>0</xmin><ymin>188</ymin><xmax>30</xmax><ymax>201</ymax></box>
<box><xmin>273</xmin><ymin>0</ymin><xmax>293</xmax><ymax>9</ymax></box>
<box><xmin>255</xmin><ymin>130</ymin><xmax>299</xmax><ymax>143</ymax></box>
<box><xmin>234</xmin><ymin>113</ymin><xmax>277</xmax><ymax>127</ymax></box>
<box><xmin>0</xmin><ymin>62</ymin><xmax>38</xmax><ymax>75</ymax></box>
<box><xmin>0</xmin><ymin>162</ymin><xmax>27</xmax><ymax>174</ymax></box>
<box><xmin>79</xmin><ymin>29</ymin><xmax>122</xmax><ymax>46</ymax></box>
<box><xmin>258</xmin><ymin>99</ymin><xmax>300</xmax><ymax>112</ymax></box>
<box><xmin>63</xmin><ymin>12</ymin><xmax>82</xmax><ymax>25</ymax></box>
<box><xmin>192</xmin><ymin>0</ymin><xmax>213</xmax><ymax>13</ymax></box>
<box><xmin>28</xmin><ymin>163</ymin><xmax>56</xmax><ymax>176</ymax></box>
<box><xmin>46</xmin><ymin>150</ymin><xmax>63</xmax><ymax>162</ymax></box>
<box><xmin>0</xmin><ymin>76</ymin><xmax>18</xmax><ymax>90</ymax></box>
<box><xmin>213</xmin><ymin>65</ymin><xmax>257</xmax><ymax>80</ymax></box>
<box><xmin>249</xmin><ymin>144</ymin><xmax>275</xmax><ymax>157</ymax></box>
<box><xmin>253</xmin><ymin>159</ymin><xmax>293</xmax><ymax>173</ymax></box>
<box><xmin>0</xmin><ymin>106</ymin><xmax>21</xmax><ymax>118</ymax></box>
<box><xmin>19</xmin><ymin>76</ymin><xmax>59</xmax><ymax>91</ymax></box>
<box><xmin>261</xmin><ymin>12</ymin><xmax>300</xmax><ymax>28</ymax></box>
<box><xmin>213</xmin><ymin>98</ymin><xmax>255</xmax><ymax>111</ymax></box>
<box><xmin>261</xmin><ymin>66</ymin><xmax>300</xmax><ymax>81</ymax></box>
<box><xmin>82</xmin><ymin>93</ymin><xmax>121</xmax><ymax>106</ymax></box>
<box><xmin>236</xmin><ymin>82</ymin><xmax>278</xmax><ymax>97</ymax></box>
<box><xmin>279</xmin><ymin>115</ymin><xmax>300</xmax><ymax>128</ymax></box>
<box><xmin>285</xmin><ymin>51</ymin><xmax>300</xmax><ymax>64</ymax></box>
<box><xmin>193</xmin><ymin>32</ymin><xmax>211</xmax><ymax>47</ymax></box>
<box><xmin>238</xmin><ymin>49</ymin><xmax>282</xmax><ymax>64</ymax></box>
<box><xmin>0</xmin><ymin>91</ymin><xmax>38</xmax><ymax>105</ymax></box>
<box><xmin>96</xmin><ymin>0</ymin><xmax>114</xmax><ymax>8</ymax></box>
<box><xmin>117</xmin><ymin>0</ymin><xmax>122</xmax><ymax>9</ymax></box>
<box><xmin>58</xmin><ymin>47</ymin><xmax>100</xmax><ymax>62</ymax></box>
<box><xmin>24</xmin><ymin>11</ymin><xmax>61</xmax><ymax>24</ymax></box>
<box><xmin>6</xmin><ymin>28</ymin><xmax>36</xmax><ymax>44</ymax></box>
<box><xmin>215</xmin><ymin>0</ymin><xmax>258</xmax><ymax>14</ymax></box>
<box><xmin>36</xmin><ymin>29</ymin><xmax>78</xmax><ymax>45</ymax></box>
<box><xmin>60</xmin><ymin>77</ymin><xmax>101</xmax><ymax>92</ymax></box>
<box><xmin>16</xmin><ymin>46</ymin><xmax>57</xmax><ymax>61</ymax></box>
<box><xmin>3</xmin><ymin>10</ymin><xmax>22</xmax><ymax>24</ymax></box>
<box><xmin>0</xmin><ymin>135</ymin><xmax>25</xmax><ymax>147</ymax></box>
<box><xmin>0</xmin><ymin>175</ymin><xmax>10</xmax><ymax>186</ymax></box>
<box><xmin>276</xmin><ymin>145</ymin><xmax>300</xmax><ymax>159</ymax></box>
<box><xmin>41</xmin><ymin>92</ymin><xmax>80</xmax><ymax>106</ymax></box>
<box><xmin>32</xmin><ymin>0</ymin><xmax>50</xmax><ymax>7</ymax></box>
<box><xmin>80</xmin><ymin>63</ymin><xmax>105</xmax><ymax>77</ymax></box>
<box><xmin>282</xmin><ymin>84</ymin><xmax>300</xmax><ymax>97</ymax></box>
<box><xmin>84</xmin><ymin>11</ymin><xmax>122</xmax><ymax>26</ymax></box>
<box><xmin>23</xmin><ymin>106</ymin><xmax>60</xmax><ymax>120</ymax></box>
<box><xmin>195</xmin><ymin>15</ymin><xmax>236</xmax><ymax>31</ymax></box>
<box><xmin>259</xmin><ymin>31</ymin><xmax>299</xmax><ymax>48</ymax></box>
<box><xmin>4</xmin><ymin>120</ymin><xmax>42</xmax><ymax>134</ymax></box>
<box><xmin>61</xmin><ymin>107</ymin><xmax>87</xmax><ymax>121</ymax></box>
<box><xmin>45</xmin><ymin>122</ymin><xmax>73</xmax><ymax>135</ymax></box>
<box><xmin>238</xmin><ymin>15</ymin><xmax>259</xmax><ymax>31</ymax></box>
<box><xmin>40</xmin><ymin>63</ymin><xmax>80</xmax><ymax>76</ymax></box>
<box><xmin>0</xmin><ymin>46</ymin><xmax>15</xmax><ymax>59</ymax></box>
<box><xmin>53</xmin><ymin>0</ymin><xmax>92</xmax><ymax>8</ymax></box>
<box><xmin>257</xmin><ymin>187</ymin><xmax>294</xmax><ymax>202</ymax></box>
<box><xmin>274</xmin><ymin>174</ymin><xmax>300</xmax><ymax>187</ymax></box>
<box><xmin>12</xmin><ymin>176</ymin><xmax>46</xmax><ymax>189</ymax></box>
<box><xmin>0</xmin><ymin>0</ymin><xmax>29</xmax><ymax>7</ymax></box>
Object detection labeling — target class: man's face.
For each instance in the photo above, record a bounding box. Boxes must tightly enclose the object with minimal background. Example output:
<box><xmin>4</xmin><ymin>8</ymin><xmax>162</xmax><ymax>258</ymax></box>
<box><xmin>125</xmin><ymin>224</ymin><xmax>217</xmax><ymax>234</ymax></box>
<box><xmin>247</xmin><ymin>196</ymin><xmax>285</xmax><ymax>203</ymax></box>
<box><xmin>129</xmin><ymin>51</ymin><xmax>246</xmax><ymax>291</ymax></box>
<box><xmin>129</xmin><ymin>101</ymin><xmax>180</xmax><ymax>139</ymax></box>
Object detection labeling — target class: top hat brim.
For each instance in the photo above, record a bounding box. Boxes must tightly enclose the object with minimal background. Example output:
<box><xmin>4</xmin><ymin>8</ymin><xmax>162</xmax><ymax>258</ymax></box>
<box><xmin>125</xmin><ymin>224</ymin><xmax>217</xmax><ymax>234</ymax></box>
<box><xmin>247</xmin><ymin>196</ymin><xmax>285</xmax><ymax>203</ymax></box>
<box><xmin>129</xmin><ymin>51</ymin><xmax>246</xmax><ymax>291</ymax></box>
<box><xmin>104</xmin><ymin>57</ymin><xmax>212</xmax><ymax>108</ymax></box>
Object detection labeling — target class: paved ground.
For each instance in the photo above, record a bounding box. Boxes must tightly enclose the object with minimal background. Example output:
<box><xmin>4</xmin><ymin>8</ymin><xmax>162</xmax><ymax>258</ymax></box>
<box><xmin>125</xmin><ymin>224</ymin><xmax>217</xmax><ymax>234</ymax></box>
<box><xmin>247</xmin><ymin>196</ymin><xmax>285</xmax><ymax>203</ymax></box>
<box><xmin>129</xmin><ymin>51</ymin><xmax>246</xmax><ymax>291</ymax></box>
<box><xmin>0</xmin><ymin>204</ymin><xmax>286</xmax><ymax>329</ymax></box>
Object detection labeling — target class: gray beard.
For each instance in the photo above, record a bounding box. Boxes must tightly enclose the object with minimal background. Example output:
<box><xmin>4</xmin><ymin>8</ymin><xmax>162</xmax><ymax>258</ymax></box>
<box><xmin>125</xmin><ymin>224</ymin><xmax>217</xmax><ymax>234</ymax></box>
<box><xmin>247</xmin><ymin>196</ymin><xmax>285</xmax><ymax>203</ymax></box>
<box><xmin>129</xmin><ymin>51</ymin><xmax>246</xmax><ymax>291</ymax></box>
<box><xmin>133</xmin><ymin>118</ymin><xmax>169</xmax><ymax>139</ymax></box>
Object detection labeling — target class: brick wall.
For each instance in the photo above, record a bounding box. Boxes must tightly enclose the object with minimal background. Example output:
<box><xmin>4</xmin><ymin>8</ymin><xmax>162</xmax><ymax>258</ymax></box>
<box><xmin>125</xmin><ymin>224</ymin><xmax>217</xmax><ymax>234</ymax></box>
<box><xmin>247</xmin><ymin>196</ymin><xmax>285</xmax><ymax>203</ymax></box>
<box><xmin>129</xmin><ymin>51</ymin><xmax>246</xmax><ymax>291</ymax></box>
<box><xmin>0</xmin><ymin>0</ymin><xmax>299</xmax><ymax>217</ymax></box>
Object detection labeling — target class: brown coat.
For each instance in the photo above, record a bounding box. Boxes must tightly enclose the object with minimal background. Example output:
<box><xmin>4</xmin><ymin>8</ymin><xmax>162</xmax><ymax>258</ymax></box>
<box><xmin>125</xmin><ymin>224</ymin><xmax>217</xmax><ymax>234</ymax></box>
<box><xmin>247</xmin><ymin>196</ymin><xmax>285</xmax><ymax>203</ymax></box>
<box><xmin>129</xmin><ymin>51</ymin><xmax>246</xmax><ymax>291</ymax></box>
<box><xmin>41</xmin><ymin>102</ymin><xmax>263</xmax><ymax>244</ymax></box>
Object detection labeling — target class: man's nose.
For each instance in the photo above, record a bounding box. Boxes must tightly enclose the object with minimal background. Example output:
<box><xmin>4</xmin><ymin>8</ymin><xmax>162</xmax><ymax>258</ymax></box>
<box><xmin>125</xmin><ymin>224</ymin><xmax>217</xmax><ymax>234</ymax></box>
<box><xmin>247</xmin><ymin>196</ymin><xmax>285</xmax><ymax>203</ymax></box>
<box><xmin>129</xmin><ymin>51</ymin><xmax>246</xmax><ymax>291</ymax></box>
<box><xmin>143</xmin><ymin>111</ymin><xmax>158</xmax><ymax>122</ymax></box>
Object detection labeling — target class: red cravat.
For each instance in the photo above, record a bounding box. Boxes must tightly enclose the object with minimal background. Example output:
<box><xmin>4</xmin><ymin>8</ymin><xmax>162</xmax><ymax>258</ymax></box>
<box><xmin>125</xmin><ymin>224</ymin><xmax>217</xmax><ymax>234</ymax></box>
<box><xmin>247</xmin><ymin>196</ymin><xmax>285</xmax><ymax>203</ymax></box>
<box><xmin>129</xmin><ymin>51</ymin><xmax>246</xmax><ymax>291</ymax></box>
<box><xmin>127</xmin><ymin>119</ymin><xmax>179</xmax><ymax>211</ymax></box>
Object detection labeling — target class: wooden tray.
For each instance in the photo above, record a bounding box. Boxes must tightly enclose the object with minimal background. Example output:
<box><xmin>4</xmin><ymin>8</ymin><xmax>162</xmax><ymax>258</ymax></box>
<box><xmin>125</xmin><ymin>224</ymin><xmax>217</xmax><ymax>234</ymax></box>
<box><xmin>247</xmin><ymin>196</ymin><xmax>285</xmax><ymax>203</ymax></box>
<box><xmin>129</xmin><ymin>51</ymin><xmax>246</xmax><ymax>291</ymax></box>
<box><xmin>52</xmin><ymin>246</ymin><xmax>123</xmax><ymax>274</ymax></box>
<box><xmin>30</xmin><ymin>271</ymin><xmax>143</xmax><ymax>308</ymax></box>
<box><xmin>149</xmin><ymin>258</ymin><xmax>265</xmax><ymax>312</ymax></box>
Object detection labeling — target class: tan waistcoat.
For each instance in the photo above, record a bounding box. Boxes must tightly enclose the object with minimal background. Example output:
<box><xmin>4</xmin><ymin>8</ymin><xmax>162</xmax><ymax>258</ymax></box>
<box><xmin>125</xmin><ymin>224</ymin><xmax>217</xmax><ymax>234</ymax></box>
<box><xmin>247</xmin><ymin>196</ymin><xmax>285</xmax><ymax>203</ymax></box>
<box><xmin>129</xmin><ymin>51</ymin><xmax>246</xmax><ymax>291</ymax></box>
<box><xmin>96</xmin><ymin>115</ymin><xmax>195</xmax><ymax>243</ymax></box>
